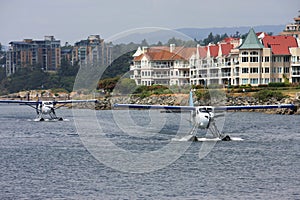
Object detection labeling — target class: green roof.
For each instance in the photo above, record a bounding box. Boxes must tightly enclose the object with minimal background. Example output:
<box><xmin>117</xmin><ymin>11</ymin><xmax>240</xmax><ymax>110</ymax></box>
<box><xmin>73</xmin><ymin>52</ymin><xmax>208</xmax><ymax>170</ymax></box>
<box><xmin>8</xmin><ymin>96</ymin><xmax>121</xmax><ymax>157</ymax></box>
<box><xmin>239</xmin><ymin>28</ymin><xmax>264</xmax><ymax>49</ymax></box>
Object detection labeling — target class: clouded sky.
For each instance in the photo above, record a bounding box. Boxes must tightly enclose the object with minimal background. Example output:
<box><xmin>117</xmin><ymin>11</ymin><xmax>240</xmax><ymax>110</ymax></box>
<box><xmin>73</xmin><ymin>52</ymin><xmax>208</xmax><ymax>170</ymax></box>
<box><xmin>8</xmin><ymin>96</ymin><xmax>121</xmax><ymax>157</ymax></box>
<box><xmin>0</xmin><ymin>0</ymin><xmax>299</xmax><ymax>45</ymax></box>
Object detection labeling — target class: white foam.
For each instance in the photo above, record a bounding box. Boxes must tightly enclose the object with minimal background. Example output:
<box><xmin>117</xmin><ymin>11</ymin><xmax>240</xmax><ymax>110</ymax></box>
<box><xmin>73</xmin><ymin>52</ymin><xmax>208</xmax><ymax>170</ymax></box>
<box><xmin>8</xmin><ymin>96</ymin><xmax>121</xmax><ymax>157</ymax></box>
<box><xmin>229</xmin><ymin>137</ymin><xmax>244</xmax><ymax>141</ymax></box>
<box><xmin>171</xmin><ymin>136</ymin><xmax>243</xmax><ymax>142</ymax></box>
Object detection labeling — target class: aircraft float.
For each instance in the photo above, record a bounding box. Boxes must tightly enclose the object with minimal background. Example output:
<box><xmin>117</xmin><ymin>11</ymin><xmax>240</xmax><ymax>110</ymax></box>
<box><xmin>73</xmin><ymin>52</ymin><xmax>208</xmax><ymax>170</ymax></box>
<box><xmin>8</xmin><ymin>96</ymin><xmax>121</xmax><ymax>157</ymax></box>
<box><xmin>0</xmin><ymin>99</ymin><xmax>97</xmax><ymax>121</ymax></box>
<box><xmin>113</xmin><ymin>91</ymin><xmax>295</xmax><ymax>141</ymax></box>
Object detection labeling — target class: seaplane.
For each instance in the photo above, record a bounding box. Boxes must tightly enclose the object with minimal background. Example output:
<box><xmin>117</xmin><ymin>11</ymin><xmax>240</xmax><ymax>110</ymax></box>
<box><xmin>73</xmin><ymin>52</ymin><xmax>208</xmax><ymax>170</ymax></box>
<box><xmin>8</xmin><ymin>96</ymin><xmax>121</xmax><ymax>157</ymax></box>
<box><xmin>0</xmin><ymin>99</ymin><xmax>98</xmax><ymax>121</ymax></box>
<box><xmin>113</xmin><ymin>91</ymin><xmax>295</xmax><ymax>141</ymax></box>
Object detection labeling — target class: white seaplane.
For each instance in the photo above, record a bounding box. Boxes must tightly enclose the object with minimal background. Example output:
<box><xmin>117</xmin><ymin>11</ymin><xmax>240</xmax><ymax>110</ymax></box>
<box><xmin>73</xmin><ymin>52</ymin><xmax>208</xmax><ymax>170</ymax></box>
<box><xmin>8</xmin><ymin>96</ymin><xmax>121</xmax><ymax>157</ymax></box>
<box><xmin>113</xmin><ymin>91</ymin><xmax>295</xmax><ymax>141</ymax></box>
<box><xmin>0</xmin><ymin>99</ymin><xmax>97</xmax><ymax>121</ymax></box>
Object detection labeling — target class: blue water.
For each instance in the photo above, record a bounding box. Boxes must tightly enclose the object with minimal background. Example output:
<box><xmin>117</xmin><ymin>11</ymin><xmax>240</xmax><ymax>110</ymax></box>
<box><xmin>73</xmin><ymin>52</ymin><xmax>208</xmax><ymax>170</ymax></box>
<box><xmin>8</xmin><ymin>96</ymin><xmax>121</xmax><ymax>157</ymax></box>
<box><xmin>0</xmin><ymin>104</ymin><xmax>299</xmax><ymax>199</ymax></box>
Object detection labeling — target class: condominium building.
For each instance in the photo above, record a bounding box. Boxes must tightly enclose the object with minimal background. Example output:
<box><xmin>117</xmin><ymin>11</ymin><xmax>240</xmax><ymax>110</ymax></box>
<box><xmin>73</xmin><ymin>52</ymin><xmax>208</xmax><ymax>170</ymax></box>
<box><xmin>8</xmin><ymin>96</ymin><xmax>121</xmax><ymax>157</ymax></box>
<box><xmin>131</xmin><ymin>46</ymin><xmax>194</xmax><ymax>86</ymax></box>
<box><xmin>281</xmin><ymin>11</ymin><xmax>300</xmax><ymax>39</ymax></box>
<box><xmin>6</xmin><ymin>36</ymin><xmax>61</xmax><ymax>75</ymax></box>
<box><xmin>72</xmin><ymin>35</ymin><xmax>112</xmax><ymax>67</ymax></box>
<box><xmin>130</xmin><ymin>28</ymin><xmax>300</xmax><ymax>86</ymax></box>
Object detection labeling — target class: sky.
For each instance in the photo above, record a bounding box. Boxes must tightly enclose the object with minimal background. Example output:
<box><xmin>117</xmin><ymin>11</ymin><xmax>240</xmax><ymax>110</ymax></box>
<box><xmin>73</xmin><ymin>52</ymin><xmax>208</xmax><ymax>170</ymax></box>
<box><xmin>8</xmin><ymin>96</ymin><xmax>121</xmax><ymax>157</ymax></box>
<box><xmin>0</xmin><ymin>0</ymin><xmax>299</xmax><ymax>45</ymax></box>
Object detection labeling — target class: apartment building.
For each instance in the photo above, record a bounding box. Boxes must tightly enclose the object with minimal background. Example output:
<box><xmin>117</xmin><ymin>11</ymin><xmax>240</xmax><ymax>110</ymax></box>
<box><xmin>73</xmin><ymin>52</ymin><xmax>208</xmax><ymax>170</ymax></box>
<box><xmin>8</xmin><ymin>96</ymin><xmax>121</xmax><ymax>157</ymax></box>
<box><xmin>72</xmin><ymin>35</ymin><xmax>112</xmax><ymax>67</ymax></box>
<box><xmin>281</xmin><ymin>11</ymin><xmax>300</xmax><ymax>39</ymax></box>
<box><xmin>6</xmin><ymin>36</ymin><xmax>61</xmax><ymax>75</ymax></box>
<box><xmin>130</xmin><ymin>28</ymin><xmax>300</xmax><ymax>86</ymax></box>
<box><xmin>131</xmin><ymin>46</ymin><xmax>193</xmax><ymax>86</ymax></box>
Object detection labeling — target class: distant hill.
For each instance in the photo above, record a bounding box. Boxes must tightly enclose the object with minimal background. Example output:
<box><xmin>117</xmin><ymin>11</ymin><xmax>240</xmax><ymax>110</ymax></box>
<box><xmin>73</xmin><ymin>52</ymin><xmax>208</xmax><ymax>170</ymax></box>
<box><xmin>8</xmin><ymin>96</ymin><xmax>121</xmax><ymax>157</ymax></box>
<box><xmin>176</xmin><ymin>25</ymin><xmax>285</xmax><ymax>40</ymax></box>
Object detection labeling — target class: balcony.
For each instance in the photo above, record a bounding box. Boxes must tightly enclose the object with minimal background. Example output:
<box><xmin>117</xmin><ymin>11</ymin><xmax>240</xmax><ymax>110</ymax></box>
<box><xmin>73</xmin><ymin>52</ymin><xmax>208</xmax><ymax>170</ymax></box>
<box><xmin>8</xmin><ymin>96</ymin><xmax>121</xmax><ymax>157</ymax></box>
<box><xmin>221</xmin><ymin>72</ymin><xmax>231</xmax><ymax>77</ymax></box>
<box><xmin>173</xmin><ymin>64</ymin><xmax>189</xmax><ymax>69</ymax></box>
<box><xmin>172</xmin><ymin>74</ymin><xmax>190</xmax><ymax>79</ymax></box>
<box><xmin>292</xmin><ymin>71</ymin><xmax>300</xmax><ymax>76</ymax></box>
<box><xmin>153</xmin><ymin>74</ymin><xmax>170</xmax><ymax>79</ymax></box>
<box><xmin>291</xmin><ymin>61</ymin><xmax>300</xmax><ymax>66</ymax></box>
<box><xmin>131</xmin><ymin>64</ymin><xmax>141</xmax><ymax>69</ymax></box>
<box><xmin>209</xmin><ymin>73</ymin><xmax>219</xmax><ymax>78</ymax></box>
<box><xmin>152</xmin><ymin>64</ymin><xmax>170</xmax><ymax>69</ymax></box>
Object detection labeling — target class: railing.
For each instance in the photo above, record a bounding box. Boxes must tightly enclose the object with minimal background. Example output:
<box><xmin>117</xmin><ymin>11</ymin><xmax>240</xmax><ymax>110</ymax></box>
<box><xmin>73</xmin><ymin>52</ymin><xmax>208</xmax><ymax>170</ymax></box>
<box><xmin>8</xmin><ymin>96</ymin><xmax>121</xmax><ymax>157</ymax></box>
<box><xmin>171</xmin><ymin>75</ymin><xmax>190</xmax><ymax>78</ymax></box>
<box><xmin>152</xmin><ymin>74</ymin><xmax>170</xmax><ymax>79</ymax></box>
<box><xmin>152</xmin><ymin>64</ymin><xmax>170</xmax><ymax>69</ymax></box>
<box><xmin>291</xmin><ymin>61</ymin><xmax>300</xmax><ymax>65</ymax></box>
<box><xmin>221</xmin><ymin>72</ymin><xmax>231</xmax><ymax>77</ymax></box>
<box><xmin>174</xmin><ymin>64</ymin><xmax>190</xmax><ymax>68</ymax></box>
<box><xmin>131</xmin><ymin>65</ymin><xmax>141</xmax><ymax>69</ymax></box>
<box><xmin>292</xmin><ymin>71</ymin><xmax>300</xmax><ymax>76</ymax></box>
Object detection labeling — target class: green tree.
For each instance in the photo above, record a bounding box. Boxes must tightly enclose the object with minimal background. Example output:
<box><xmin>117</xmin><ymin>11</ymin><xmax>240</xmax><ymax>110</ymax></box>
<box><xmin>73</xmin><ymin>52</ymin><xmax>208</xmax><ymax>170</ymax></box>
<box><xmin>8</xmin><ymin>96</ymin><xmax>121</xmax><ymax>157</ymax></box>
<box><xmin>115</xmin><ymin>78</ymin><xmax>136</xmax><ymax>94</ymax></box>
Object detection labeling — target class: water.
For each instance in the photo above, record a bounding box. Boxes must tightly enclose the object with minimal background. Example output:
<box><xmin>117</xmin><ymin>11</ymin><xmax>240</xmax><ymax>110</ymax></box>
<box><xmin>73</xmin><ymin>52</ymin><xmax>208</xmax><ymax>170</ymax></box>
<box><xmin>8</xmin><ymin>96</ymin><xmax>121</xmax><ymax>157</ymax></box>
<box><xmin>0</xmin><ymin>104</ymin><xmax>299</xmax><ymax>199</ymax></box>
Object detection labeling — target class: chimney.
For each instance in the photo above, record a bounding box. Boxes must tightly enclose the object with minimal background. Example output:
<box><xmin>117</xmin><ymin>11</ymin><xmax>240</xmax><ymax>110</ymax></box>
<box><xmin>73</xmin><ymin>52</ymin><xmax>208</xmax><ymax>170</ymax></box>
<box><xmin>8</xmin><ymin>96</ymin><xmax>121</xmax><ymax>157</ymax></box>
<box><xmin>142</xmin><ymin>46</ymin><xmax>148</xmax><ymax>53</ymax></box>
<box><xmin>170</xmin><ymin>44</ymin><xmax>175</xmax><ymax>52</ymax></box>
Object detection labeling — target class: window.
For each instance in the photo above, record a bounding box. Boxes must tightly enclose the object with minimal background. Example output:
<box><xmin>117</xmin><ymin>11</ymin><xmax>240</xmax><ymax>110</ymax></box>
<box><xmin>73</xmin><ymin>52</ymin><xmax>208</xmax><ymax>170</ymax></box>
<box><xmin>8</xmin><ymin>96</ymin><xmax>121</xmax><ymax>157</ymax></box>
<box><xmin>274</xmin><ymin>56</ymin><xmax>282</xmax><ymax>62</ymax></box>
<box><xmin>242</xmin><ymin>68</ymin><xmax>249</xmax><ymax>73</ymax></box>
<box><xmin>264</xmin><ymin>78</ymin><xmax>269</xmax><ymax>84</ymax></box>
<box><xmin>284</xmin><ymin>56</ymin><xmax>290</xmax><ymax>62</ymax></box>
<box><xmin>242</xmin><ymin>57</ymin><xmax>248</xmax><ymax>62</ymax></box>
<box><xmin>250</xmin><ymin>57</ymin><xmax>258</xmax><ymax>62</ymax></box>
<box><xmin>242</xmin><ymin>78</ymin><xmax>248</xmax><ymax>84</ymax></box>
<box><xmin>277</xmin><ymin>67</ymin><xmax>282</xmax><ymax>73</ymax></box>
<box><xmin>250</xmin><ymin>68</ymin><xmax>258</xmax><ymax>73</ymax></box>
<box><xmin>264</xmin><ymin>56</ymin><xmax>270</xmax><ymax>62</ymax></box>
<box><xmin>284</xmin><ymin>67</ymin><xmax>289</xmax><ymax>73</ymax></box>
<box><xmin>250</xmin><ymin>78</ymin><xmax>258</xmax><ymax>84</ymax></box>
<box><xmin>250</xmin><ymin>51</ymin><xmax>258</xmax><ymax>55</ymax></box>
<box><xmin>265</xmin><ymin>67</ymin><xmax>270</xmax><ymax>73</ymax></box>
<box><xmin>242</xmin><ymin>51</ymin><xmax>249</xmax><ymax>55</ymax></box>
<box><xmin>272</xmin><ymin>68</ymin><xmax>276</xmax><ymax>73</ymax></box>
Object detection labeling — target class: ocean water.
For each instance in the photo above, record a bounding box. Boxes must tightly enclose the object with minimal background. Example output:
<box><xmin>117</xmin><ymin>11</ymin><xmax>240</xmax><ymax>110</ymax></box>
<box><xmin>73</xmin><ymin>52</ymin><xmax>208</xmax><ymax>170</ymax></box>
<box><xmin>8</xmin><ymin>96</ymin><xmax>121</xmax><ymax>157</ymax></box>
<box><xmin>0</xmin><ymin>104</ymin><xmax>299</xmax><ymax>199</ymax></box>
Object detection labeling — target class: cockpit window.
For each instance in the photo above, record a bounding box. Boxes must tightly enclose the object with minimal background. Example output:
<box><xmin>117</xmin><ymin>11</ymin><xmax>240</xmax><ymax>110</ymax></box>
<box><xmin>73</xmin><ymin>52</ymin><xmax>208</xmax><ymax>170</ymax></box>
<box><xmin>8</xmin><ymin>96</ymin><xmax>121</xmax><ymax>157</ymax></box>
<box><xmin>44</xmin><ymin>102</ymin><xmax>53</xmax><ymax>105</ymax></box>
<box><xmin>207</xmin><ymin>108</ymin><xmax>213</xmax><ymax>112</ymax></box>
<box><xmin>199</xmin><ymin>107</ymin><xmax>213</xmax><ymax>113</ymax></box>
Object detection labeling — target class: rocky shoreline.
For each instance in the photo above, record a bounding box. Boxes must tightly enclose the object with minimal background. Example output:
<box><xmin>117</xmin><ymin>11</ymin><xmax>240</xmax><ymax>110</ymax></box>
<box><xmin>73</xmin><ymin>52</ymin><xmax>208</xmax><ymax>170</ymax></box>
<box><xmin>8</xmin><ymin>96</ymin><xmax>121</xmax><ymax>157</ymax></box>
<box><xmin>2</xmin><ymin>90</ymin><xmax>299</xmax><ymax>114</ymax></box>
<box><xmin>75</xmin><ymin>93</ymin><xmax>300</xmax><ymax>115</ymax></box>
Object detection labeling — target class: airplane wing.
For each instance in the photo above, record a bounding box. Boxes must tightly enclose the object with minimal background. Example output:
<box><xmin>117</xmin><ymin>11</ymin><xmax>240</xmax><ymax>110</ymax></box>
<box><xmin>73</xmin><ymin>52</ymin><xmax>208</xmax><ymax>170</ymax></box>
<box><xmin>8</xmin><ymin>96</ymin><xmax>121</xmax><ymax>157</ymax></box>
<box><xmin>53</xmin><ymin>99</ymin><xmax>98</xmax><ymax>104</ymax></box>
<box><xmin>113</xmin><ymin>103</ymin><xmax>195</xmax><ymax>111</ymax></box>
<box><xmin>0</xmin><ymin>100</ymin><xmax>40</xmax><ymax>105</ymax></box>
<box><xmin>214</xmin><ymin>104</ymin><xmax>295</xmax><ymax>111</ymax></box>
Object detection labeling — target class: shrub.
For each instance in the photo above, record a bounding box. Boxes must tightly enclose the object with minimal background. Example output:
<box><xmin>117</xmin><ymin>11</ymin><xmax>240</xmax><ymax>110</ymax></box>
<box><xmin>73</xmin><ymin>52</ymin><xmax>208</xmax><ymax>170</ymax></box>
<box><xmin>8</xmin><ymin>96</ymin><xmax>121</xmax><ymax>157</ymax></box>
<box><xmin>253</xmin><ymin>90</ymin><xmax>286</xmax><ymax>101</ymax></box>
<box><xmin>268</xmin><ymin>82</ymin><xmax>287</xmax><ymax>87</ymax></box>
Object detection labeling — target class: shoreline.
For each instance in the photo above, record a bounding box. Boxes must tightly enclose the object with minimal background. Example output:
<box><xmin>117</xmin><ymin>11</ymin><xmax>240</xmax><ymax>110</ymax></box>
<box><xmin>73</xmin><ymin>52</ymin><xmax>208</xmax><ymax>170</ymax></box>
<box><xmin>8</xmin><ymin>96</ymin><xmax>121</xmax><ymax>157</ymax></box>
<box><xmin>1</xmin><ymin>90</ymin><xmax>299</xmax><ymax>115</ymax></box>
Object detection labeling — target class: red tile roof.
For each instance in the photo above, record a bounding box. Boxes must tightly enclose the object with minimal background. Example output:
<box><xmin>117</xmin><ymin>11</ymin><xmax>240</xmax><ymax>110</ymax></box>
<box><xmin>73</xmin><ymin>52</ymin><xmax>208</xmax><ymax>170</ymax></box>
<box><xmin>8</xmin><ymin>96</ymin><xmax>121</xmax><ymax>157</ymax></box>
<box><xmin>208</xmin><ymin>45</ymin><xmax>219</xmax><ymax>57</ymax></box>
<box><xmin>133</xmin><ymin>49</ymin><xmax>186</xmax><ymax>61</ymax></box>
<box><xmin>220</xmin><ymin>43</ymin><xmax>234</xmax><ymax>56</ymax></box>
<box><xmin>262</xmin><ymin>35</ymin><xmax>298</xmax><ymax>55</ymax></box>
<box><xmin>198</xmin><ymin>46</ymin><xmax>207</xmax><ymax>58</ymax></box>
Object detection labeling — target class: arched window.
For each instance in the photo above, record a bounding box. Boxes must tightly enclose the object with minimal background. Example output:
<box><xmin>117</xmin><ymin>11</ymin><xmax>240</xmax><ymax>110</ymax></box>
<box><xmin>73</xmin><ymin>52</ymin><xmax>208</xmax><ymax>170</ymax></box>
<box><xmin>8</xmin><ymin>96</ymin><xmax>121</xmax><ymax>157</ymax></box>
<box><xmin>250</xmin><ymin>51</ymin><xmax>258</xmax><ymax>55</ymax></box>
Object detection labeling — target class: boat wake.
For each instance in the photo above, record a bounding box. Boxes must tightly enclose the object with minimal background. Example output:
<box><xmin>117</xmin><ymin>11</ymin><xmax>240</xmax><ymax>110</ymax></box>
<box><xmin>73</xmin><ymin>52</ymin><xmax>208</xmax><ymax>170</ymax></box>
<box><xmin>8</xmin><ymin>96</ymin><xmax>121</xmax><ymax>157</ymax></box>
<box><xmin>171</xmin><ymin>135</ymin><xmax>243</xmax><ymax>142</ymax></box>
<box><xmin>28</xmin><ymin>118</ymin><xmax>70</xmax><ymax>122</ymax></box>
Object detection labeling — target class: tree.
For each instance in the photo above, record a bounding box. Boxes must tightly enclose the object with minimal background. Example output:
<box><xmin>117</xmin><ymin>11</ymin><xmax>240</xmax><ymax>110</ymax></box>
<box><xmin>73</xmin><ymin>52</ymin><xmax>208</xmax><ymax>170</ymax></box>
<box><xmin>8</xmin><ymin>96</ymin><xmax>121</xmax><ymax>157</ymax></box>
<box><xmin>115</xmin><ymin>78</ymin><xmax>136</xmax><ymax>94</ymax></box>
<box><xmin>141</xmin><ymin>39</ymin><xmax>149</xmax><ymax>47</ymax></box>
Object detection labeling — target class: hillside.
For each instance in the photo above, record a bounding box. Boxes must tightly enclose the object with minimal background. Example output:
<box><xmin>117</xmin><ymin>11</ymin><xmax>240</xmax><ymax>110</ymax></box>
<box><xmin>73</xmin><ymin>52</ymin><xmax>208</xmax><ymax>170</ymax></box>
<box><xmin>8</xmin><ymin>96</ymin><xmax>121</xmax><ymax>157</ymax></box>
<box><xmin>176</xmin><ymin>25</ymin><xmax>285</xmax><ymax>40</ymax></box>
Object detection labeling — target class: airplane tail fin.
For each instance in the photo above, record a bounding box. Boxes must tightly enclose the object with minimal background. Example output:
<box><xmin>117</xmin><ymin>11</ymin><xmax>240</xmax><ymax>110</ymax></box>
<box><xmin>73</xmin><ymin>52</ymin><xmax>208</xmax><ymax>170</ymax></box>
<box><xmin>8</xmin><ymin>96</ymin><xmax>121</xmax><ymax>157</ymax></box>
<box><xmin>189</xmin><ymin>90</ymin><xmax>194</xmax><ymax>107</ymax></box>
